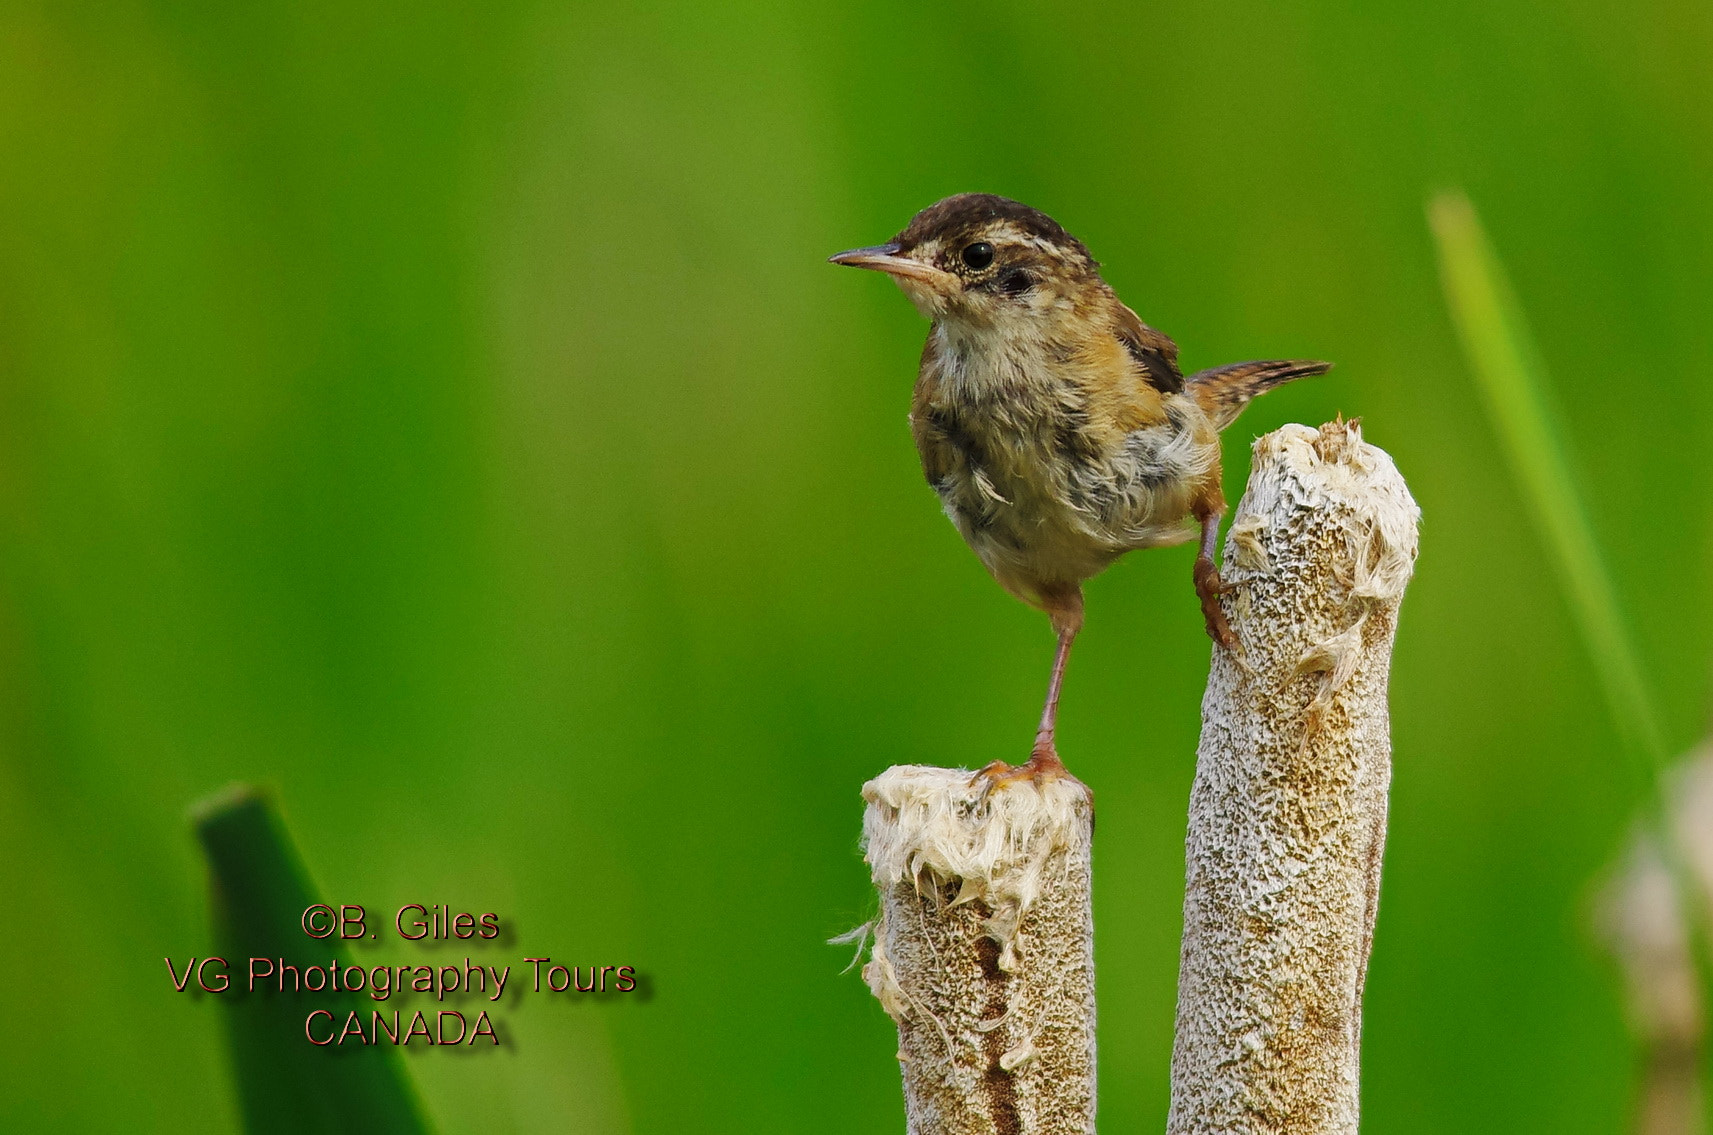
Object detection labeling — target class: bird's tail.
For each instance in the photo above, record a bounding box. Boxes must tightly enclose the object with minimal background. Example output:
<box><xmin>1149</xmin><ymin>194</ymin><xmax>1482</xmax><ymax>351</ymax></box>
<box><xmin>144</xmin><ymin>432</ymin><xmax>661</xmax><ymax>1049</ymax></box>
<box><xmin>1186</xmin><ymin>359</ymin><xmax>1332</xmax><ymax>430</ymax></box>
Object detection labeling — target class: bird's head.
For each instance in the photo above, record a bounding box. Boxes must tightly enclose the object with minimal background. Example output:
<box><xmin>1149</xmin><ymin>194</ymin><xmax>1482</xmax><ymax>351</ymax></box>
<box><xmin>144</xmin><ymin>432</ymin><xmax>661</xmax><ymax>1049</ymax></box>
<box><xmin>829</xmin><ymin>193</ymin><xmax>1104</xmax><ymax>326</ymax></box>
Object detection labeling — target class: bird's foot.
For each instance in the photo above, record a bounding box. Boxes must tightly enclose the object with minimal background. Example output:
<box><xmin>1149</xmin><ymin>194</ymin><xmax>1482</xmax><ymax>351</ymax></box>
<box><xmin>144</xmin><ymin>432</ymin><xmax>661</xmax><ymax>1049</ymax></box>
<box><xmin>1193</xmin><ymin>557</ymin><xmax>1240</xmax><ymax>651</ymax></box>
<box><xmin>971</xmin><ymin>743</ymin><xmax>1070</xmax><ymax>794</ymax></box>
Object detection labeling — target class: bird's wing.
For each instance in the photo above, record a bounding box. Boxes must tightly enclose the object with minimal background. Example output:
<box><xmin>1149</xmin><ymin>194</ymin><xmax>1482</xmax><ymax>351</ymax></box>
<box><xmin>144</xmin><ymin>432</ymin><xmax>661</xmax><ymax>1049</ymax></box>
<box><xmin>1113</xmin><ymin>303</ymin><xmax>1184</xmax><ymax>394</ymax></box>
<box><xmin>910</xmin><ymin>404</ymin><xmax>961</xmax><ymax>490</ymax></box>
<box><xmin>909</xmin><ymin>359</ymin><xmax>967</xmax><ymax>492</ymax></box>
<box><xmin>1186</xmin><ymin>360</ymin><xmax>1333</xmax><ymax>430</ymax></box>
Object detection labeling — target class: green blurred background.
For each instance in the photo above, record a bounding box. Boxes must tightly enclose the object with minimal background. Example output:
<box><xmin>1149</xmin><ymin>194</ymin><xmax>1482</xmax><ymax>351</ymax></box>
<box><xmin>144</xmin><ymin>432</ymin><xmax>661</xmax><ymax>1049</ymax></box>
<box><xmin>3</xmin><ymin>0</ymin><xmax>1711</xmax><ymax>1130</ymax></box>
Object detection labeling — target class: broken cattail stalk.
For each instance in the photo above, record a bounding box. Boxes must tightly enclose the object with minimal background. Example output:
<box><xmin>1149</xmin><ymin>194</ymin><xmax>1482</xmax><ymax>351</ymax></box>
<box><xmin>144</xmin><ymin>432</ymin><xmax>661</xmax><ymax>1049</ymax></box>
<box><xmin>853</xmin><ymin>765</ymin><xmax>1097</xmax><ymax>1135</ymax></box>
<box><xmin>1169</xmin><ymin>420</ymin><xmax>1420</xmax><ymax>1134</ymax></box>
<box><xmin>1596</xmin><ymin>743</ymin><xmax>1713</xmax><ymax>1135</ymax></box>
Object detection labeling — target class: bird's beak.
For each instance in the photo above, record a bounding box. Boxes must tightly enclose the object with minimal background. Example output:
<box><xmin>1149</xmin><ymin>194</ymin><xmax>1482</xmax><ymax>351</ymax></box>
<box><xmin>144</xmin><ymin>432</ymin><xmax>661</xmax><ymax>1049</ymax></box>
<box><xmin>828</xmin><ymin>243</ymin><xmax>956</xmax><ymax>287</ymax></box>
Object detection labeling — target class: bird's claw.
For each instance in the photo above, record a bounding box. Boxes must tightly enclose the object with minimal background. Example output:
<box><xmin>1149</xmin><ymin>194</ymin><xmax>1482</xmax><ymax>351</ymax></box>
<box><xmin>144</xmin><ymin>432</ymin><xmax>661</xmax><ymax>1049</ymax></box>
<box><xmin>970</xmin><ymin>745</ymin><xmax>1070</xmax><ymax>795</ymax></box>
<box><xmin>1193</xmin><ymin>559</ymin><xmax>1240</xmax><ymax>651</ymax></box>
<box><xmin>1200</xmin><ymin>596</ymin><xmax>1239</xmax><ymax>651</ymax></box>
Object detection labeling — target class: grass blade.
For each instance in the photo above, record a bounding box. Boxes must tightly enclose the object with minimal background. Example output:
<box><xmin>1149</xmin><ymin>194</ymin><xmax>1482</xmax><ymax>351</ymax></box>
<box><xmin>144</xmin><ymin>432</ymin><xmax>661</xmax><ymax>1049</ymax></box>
<box><xmin>1429</xmin><ymin>189</ymin><xmax>1713</xmax><ymax>1123</ymax></box>
<box><xmin>194</xmin><ymin>785</ymin><xmax>434</xmax><ymax>1135</ymax></box>
<box><xmin>1428</xmin><ymin>190</ymin><xmax>1668</xmax><ymax>773</ymax></box>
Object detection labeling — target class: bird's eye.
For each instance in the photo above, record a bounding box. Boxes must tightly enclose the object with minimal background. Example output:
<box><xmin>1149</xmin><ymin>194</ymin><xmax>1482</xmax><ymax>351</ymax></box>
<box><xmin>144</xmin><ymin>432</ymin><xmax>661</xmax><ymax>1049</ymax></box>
<box><xmin>961</xmin><ymin>242</ymin><xmax>995</xmax><ymax>270</ymax></box>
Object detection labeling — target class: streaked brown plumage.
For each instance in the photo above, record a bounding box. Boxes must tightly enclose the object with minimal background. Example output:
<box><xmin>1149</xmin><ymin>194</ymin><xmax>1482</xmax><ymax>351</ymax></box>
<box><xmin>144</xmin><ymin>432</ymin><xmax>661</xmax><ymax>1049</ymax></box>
<box><xmin>831</xmin><ymin>193</ymin><xmax>1329</xmax><ymax>784</ymax></box>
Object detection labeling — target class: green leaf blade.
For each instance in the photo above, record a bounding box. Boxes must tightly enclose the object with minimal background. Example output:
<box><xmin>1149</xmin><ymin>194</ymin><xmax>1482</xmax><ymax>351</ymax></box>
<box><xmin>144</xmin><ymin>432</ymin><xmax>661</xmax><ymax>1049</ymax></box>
<box><xmin>194</xmin><ymin>786</ymin><xmax>434</xmax><ymax>1135</ymax></box>
<box><xmin>1428</xmin><ymin>190</ymin><xmax>1668</xmax><ymax>773</ymax></box>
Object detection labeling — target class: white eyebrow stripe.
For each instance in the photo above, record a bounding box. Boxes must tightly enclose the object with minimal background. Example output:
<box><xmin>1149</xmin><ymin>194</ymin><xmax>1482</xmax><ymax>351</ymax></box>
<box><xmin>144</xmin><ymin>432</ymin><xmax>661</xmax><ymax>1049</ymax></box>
<box><xmin>983</xmin><ymin>222</ymin><xmax>1059</xmax><ymax>254</ymax></box>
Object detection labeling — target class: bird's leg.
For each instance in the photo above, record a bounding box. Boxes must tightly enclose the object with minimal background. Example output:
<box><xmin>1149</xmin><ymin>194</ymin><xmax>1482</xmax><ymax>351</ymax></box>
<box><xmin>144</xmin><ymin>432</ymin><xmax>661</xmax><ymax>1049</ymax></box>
<box><xmin>1193</xmin><ymin>508</ymin><xmax>1239</xmax><ymax>650</ymax></box>
<box><xmin>974</xmin><ymin>591</ymin><xmax>1082</xmax><ymax>790</ymax></box>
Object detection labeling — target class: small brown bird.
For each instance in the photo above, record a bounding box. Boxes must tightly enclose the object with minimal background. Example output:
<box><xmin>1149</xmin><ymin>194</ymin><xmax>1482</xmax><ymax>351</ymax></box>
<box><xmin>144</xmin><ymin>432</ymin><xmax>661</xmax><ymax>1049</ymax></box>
<box><xmin>831</xmin><ymin>193</ymin><xmax>1329</xmax><ymax>786</ymax></box>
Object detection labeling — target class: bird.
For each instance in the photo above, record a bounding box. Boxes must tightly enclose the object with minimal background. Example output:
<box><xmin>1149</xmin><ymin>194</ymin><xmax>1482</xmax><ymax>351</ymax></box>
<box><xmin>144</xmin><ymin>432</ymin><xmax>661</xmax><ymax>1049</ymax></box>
<box><xmin>830</xmin><ymin>193</ymin><xmax>1330</xmax><ymax>787</ymax></box>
